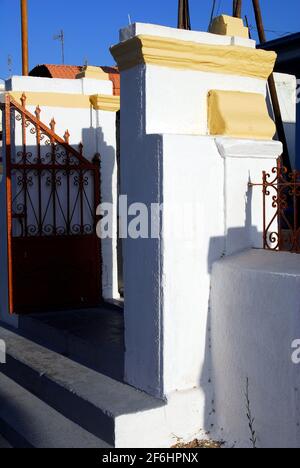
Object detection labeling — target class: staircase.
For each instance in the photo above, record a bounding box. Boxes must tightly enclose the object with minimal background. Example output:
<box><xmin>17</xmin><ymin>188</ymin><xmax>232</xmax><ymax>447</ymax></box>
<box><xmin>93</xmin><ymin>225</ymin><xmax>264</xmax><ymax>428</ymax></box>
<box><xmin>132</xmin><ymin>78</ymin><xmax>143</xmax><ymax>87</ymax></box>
<box><xmin>0</xmin><ymin>322</ymin><xmax>166</xmax><ymax>448</ymax></box>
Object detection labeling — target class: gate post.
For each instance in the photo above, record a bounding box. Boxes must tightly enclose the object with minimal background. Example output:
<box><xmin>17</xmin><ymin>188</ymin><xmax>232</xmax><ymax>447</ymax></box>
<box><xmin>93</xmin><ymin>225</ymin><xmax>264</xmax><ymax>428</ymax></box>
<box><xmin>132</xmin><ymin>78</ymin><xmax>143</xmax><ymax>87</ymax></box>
<box><xmin>4</xmin><ymin>95</ymin><xmax>14</xmax><ymax>315</ymax></box>
<box><xmin>0</xmin><ymin>95</ymin><xmax>18</xmax><ymax>326</ymax></box>
<box><xmin>111</xmin><ymin>22</ymin><xmax>282</xmax><ymax>408</ymax></box>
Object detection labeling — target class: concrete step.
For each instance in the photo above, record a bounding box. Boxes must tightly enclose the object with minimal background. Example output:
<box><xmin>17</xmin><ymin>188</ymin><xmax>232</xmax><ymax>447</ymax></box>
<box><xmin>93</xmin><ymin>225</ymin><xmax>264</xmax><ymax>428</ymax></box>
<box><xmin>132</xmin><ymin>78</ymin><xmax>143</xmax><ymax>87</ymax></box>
<box><xmin>0</xmin><ymin>325</ymin><xmax>165</xmax><ymax>447</ymax></box>
<box><xmin>18</xmin><ymin>307</ymin><xmax>124</xmax><ymax>382</ymax></box>
<box><xmin>0</xmin><ymin>373</ymin><xmax>111</xmax><ymax>448</ymax></box>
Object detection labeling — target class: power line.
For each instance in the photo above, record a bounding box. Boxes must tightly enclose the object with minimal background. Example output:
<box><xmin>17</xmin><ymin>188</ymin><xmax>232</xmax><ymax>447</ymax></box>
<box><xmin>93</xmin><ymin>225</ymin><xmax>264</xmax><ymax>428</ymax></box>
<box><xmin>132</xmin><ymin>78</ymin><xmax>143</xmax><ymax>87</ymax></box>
<box><xmin>264</xmin><ymin>29</ymin><xmax>296</xmax><ymax>37</ymax></box>
<box><xmin>249</xmin><ymin>26</ymin><xmax>296</xmax><ymax>38</ymax></box>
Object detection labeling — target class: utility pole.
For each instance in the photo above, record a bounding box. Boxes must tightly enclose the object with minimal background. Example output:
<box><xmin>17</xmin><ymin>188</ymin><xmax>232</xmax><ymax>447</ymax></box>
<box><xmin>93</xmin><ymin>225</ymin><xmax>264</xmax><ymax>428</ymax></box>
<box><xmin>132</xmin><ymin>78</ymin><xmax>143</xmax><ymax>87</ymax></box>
<box><xmin>20</xmin><ymin>0</ymin><xmax>29</xmax><ymax>76</ymax></box>
<box><xmin>233</xmin><ymin>0</ymin><xmax>242</xmax><ymax>18</ymax></box>
<box><xmin>54</xmin><ymin>30</ymin><xmax>65</xmax><ymax>65</ymax></box>
<box><xmin>252</xmin><ymin>0</ymin><xmax>291</xmax><ymax>171</ymax></box>
<box><xmin>178</xmin><ymin>0</ymin><xmax>191</xmax><ymax>30</ymax></box>
<box><xmin>209</xmin><ymin>0</ymin><xmax>217</xmax><ymax>29</ymax></box>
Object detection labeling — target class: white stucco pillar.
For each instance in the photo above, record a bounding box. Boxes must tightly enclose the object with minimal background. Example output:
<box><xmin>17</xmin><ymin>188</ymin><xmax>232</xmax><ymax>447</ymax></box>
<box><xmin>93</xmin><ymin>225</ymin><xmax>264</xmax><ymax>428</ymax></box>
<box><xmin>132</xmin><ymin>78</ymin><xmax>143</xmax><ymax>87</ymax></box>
<box><xmin>111</xmin><ymin>22</ymin><xmax>282</xmax><ymax>401</ymax></box>
<box><xmin>90</xmin><ymin>95</ymin><xmax>121</xmax><ymax>301</ymax></box>
<box><xmin>273</xmin><ymin>73</ymin><xmax>297</xmax><ymax>169</ymax></box>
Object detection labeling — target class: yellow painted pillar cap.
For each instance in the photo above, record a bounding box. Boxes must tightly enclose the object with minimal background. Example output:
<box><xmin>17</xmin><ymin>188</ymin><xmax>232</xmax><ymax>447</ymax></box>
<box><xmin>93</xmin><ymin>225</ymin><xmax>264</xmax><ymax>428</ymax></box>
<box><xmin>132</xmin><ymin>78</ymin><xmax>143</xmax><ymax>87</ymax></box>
<box><xmin>76</xmin><ymin>66</ymin><xmax>110</xmax><ymax>81</ymax></box>
<box><xmin>210</xmin><ymin>14</ymin><xmax>249</xmax><ymax>39</ymax></box>
<box><xmin>208</xmin><ymin>90</ymin><xmax>276</xmax><ymax>140</ymax></box>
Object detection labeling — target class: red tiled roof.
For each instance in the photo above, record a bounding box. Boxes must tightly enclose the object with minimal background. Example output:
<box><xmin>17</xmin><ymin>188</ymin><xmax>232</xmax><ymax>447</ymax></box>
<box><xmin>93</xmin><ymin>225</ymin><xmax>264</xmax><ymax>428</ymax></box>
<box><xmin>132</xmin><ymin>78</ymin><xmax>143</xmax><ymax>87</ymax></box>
<box><xmin>29</xmin><ymin>64</ymin><xmax>120</xmax><ymax>96</ymax></box>
<box><xmin>102</xmin><ymin>66</ymin><xmax>120</xmax><ymax>96</ymax></box>
<box><xmin>29</xmin><ymin>64</ymin><xmax>81</xmax><ymax>80</ymax></box>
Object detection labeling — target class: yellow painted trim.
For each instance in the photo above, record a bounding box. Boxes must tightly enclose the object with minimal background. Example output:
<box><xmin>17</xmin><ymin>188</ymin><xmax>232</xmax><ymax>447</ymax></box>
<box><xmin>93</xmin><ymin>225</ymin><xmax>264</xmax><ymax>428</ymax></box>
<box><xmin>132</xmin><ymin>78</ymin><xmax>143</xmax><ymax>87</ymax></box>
<box><xmin>90</xmin><ymin>94</ymin><xmax>120</xmax><ymax>112</ymax></box>
<box><xmin>208</xmin><ymin>90</ymin><xmax>276</xmax><ymax>140</ymax></box>
<box><xmin>9</xmin><ymin>91</ymin><xmax>92</xmax><ymax>109</ymax></box>
<box><xmin>209</xmin><ymin>15</ymin><xmax>249</xmax><ymax>39</ymax></box>
<box><xmin>110</xmin><ymin>35</ymin><xmax>276</xmax><ymax>80</ymax></box>
<box><xmin>76</xmin><ymin>66</ymin><xmax>110</xmax><ymax>80</ymax></box>
<box><xmin>9</xmin><ymin>91</ymin><xmax>120</xmax><ymax>111</ymax></box>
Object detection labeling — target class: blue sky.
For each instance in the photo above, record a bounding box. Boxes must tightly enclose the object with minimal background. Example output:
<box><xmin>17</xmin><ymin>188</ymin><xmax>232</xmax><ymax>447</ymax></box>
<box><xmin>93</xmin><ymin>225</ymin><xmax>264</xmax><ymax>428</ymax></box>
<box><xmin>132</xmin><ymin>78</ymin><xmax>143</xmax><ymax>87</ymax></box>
<box><xmin>0</xmin><ymin>0</ymin><xmax>299</xmax><ymax>80</ymax></box>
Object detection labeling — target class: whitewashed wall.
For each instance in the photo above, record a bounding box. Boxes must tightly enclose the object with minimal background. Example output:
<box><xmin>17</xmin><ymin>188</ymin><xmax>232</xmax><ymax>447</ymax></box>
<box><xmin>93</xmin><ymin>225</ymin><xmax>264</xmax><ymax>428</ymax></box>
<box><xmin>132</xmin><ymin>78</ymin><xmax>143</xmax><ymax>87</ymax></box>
<box><xmin>211</xmin><ymin>250</ymin><xmax>300</xmax><ymax>448</ymax></box>
<box><xmin>145</xmin><ymin>67</ymin><xmax>266</xmax><ymax>136</ymax></box>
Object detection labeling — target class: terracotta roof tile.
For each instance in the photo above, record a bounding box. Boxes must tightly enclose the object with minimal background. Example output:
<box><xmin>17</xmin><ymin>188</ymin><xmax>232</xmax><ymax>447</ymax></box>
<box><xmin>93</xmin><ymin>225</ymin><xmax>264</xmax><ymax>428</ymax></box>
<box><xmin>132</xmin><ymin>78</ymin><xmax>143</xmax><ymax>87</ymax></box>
<box><xmin>29</xmin><ymin>64</ymin><xmax>81</xmax><ymax>79</ymax></box>
<box><xmin>101</xmin><ymin>66</ymin><xmax>120</xmax><ymax>96</ymax></box>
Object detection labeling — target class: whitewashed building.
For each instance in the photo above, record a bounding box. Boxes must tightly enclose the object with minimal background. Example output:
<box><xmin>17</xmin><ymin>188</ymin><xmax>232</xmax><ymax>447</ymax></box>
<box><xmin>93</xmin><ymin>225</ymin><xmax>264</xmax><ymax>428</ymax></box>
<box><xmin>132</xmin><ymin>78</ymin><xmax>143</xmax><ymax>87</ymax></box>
<box><xmin>0</xmin><ymin>15</ymin><xmax>299</xmax><ymax>449</ymax></box>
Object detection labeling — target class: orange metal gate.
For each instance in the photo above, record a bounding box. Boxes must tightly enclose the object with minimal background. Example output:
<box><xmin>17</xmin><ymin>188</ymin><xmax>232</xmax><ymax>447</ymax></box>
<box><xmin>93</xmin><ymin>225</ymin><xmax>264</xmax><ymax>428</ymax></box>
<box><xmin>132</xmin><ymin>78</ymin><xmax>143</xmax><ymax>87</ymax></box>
<box><xmin>3</xmin><ymin>94</ymin><xmax>102</xmax><ymax>313</ymax></box>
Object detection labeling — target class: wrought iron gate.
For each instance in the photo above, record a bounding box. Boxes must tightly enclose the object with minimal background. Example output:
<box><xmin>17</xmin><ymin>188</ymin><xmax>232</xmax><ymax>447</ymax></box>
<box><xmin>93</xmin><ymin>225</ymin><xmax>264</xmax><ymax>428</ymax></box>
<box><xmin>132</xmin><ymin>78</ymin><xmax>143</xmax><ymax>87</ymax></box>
<box><xmin>3</xmin><ymin>93</ymin><xmax>101</xmax><ymax>313</ymax></box>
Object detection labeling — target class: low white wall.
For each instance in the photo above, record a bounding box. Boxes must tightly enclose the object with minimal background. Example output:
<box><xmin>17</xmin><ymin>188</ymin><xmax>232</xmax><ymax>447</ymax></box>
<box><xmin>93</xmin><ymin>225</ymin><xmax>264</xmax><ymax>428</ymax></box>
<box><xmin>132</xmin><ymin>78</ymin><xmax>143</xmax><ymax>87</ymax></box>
<box><xmin>6</xmin><ymin>75</ymin><xmax>113</xmax><ymax>96</ymax></box>
<box><xmin>211</xmin><ymin>249</ymin><xmax>300</xmax><ymax>448</ymax></box>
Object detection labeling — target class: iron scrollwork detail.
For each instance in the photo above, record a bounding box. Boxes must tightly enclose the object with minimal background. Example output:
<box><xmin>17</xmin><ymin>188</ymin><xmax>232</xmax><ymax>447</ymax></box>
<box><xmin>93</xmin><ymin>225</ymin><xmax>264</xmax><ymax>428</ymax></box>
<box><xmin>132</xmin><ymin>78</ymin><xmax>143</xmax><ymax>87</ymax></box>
<box><xmin>9</xmin><ymin>94</ymin><xmax>100</xmax><ymax>239</ymax></box>
<box><xmin>251</xmin><ymin>161</ymin><xmax>300</xmax><ymax>253</ymax></box>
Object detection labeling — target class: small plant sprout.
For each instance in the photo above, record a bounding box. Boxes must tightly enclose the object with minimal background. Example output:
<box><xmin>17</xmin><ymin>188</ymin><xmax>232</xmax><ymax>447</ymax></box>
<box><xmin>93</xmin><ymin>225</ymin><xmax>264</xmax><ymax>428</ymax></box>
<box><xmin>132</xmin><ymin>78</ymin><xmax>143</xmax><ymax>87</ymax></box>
<box><xmin>245</xmin><ymin>378</ymin><xmax>257</xmax><ymax>449</ymax></box>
